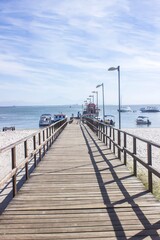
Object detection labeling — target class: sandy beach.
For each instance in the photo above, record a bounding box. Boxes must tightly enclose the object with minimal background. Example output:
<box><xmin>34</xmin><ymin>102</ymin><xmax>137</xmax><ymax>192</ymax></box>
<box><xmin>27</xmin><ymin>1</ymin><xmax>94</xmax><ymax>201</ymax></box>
<box><xmin>124</xmin><ymin>128</ymin><xmax>160</xmax><ymax>167</ymax></box>
<box><xmin>124</xmin><ymin>128</ymin><xmax>160</xmax><ymax>145</ymax></box>
<box><xmin>0</xmin><ymin>129</ymin><xmax>38</xmax><ymax>148</ymax></box>
<box><xmin>0</xmin><ymin>129</ymin><xmax>38</xmax><ymax>181</ymax></box>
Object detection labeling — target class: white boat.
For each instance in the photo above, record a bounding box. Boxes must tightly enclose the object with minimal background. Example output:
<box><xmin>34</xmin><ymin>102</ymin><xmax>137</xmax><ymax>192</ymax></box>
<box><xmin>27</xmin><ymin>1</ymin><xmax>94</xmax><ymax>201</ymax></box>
<box><xmin>140</xmin><ymin>106</ymin><xmax>160</xmax><ymax>113</ymax></box>
<box><xmin>53</xmin><ymin>113</ymin><xmax>66</xmax><ymax>123</ymax></box>
<box><xmin>104</xmin><ymin>115</ymin><xmax>115</xmax><ymax>125</ymax></box>
<box><xmin>39</xmin><ymin>114</ymin><xmax>52</xmax><ymax>127</ymax></box>
<box><xmin>136</xmin><ymin>116</ymin><xmax>151</xmax><ymax>125</ymax></box>
<box><xmin>117</xmin><ymin>106</ymin><xmax>132</xmax><ymax>112</ymax></box>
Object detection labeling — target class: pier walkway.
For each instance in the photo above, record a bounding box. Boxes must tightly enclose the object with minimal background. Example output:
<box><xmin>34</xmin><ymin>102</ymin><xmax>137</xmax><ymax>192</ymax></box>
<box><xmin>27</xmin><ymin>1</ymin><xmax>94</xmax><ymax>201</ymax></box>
<box><xmin>1</xmin><ymin>121</ymin><xmax>160</xmax><ymax>239</ymax></box>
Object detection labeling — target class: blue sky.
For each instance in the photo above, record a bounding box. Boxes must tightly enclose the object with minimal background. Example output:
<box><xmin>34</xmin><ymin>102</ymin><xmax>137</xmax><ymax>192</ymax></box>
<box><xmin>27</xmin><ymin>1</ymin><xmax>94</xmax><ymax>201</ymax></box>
<box><xmin>0</xmin><ymin>0</ymin><xmax>160</xmax><ymax>106</ymax></box>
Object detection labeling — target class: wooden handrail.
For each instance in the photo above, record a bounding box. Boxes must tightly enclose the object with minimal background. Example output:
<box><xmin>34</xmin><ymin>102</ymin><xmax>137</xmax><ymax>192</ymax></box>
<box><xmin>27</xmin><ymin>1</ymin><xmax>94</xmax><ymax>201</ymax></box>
<box><xmin>0</xmin><ymin>119</ymin><xmax>67</xmax><ymax>154</ymax></box>
<box><xmin>83</xmin><ymin>116</ymin><xmax>160</xmax><ymax>194</ymax></box>
<box><xmin>0</xmin><ymin>118</ymin><xmax>68</xmax><ymax>198</ymax></box>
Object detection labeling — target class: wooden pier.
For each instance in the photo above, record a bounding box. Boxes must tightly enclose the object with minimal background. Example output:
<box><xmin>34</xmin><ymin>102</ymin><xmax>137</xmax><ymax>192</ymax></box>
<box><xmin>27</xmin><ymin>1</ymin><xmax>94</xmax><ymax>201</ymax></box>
<box><xmin>0</xmin><ymin>121</ymin><xmax>160</xmax><ymax>239</ymax></box>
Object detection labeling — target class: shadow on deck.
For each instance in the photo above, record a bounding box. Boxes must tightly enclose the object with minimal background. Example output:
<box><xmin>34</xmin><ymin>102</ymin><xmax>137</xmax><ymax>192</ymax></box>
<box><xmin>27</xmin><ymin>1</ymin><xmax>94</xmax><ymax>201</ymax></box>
<box><xmin>0</xmin><ymin>121</ymin><xmax>160</xmax><ymax>239</ymax></box>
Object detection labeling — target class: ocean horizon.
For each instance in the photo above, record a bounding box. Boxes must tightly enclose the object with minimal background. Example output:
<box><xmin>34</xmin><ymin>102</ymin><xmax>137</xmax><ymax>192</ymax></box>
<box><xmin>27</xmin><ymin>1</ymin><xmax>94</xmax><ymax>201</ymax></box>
<box><xmin>1</xmin><ymin>104</ymin><xmax>160</xmax><ymax>130</ymax></box>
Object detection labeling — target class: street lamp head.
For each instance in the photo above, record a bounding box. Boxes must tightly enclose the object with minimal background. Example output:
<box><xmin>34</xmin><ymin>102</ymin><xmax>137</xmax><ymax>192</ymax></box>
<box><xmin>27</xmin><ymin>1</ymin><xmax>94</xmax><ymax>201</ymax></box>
<box><xmin>96</xmin><ymin>84</ymin><xmax>102</xmax><ymax>88</ymax></box>
<box><xmin>108</xmin><ymin>66</ymin><xmax>120</xmax><ymax>71</ymax></box>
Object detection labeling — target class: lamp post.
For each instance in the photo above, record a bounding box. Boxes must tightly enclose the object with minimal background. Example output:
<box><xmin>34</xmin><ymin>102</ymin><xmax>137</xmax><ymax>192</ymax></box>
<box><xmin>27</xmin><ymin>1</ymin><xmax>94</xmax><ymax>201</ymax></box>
<box><xmin>108</xmin><ymin>66</ymin><xmax>121</xmax><ymax>129</ymax></box>
<box><xmin>92</xmin><ymin>91</ymin><xmax>98</xmax><ymax>116</ymax></box>
<box><xmin>96</xmin><ymin>83</ymin><xmax>105</xmax><ymax>121</ymax></box>
<box><xmin>89</xmin><ymin>95</ymin><xmax>94</xmax><ymax>103</ymax></box>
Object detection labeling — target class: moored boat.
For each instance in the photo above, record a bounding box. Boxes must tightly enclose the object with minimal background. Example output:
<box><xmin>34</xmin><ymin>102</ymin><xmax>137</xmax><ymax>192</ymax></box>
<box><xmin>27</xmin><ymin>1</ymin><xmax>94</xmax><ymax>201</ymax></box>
<box><xmin>104</xmin><ymin>115</ymin><xmax>115</xmax><ymax>125</ymax></box>
<box><xmin>118</xmin><ymin>106</ymin><xmax>132</xmax><ymax>112</ymax></box>
<box><xmin>53</xmin><ymin>113</ymin><xmax>66</xmax><ymax>123</ymax></box>
<box><xmin>39</xmin><ymin>114</ymin><xmax>52</xmax><ymax>127</ymax></box>
<box><xmin>140</xmin><ymin>106</ymin><xmax>160</xmax><ymax>113</ymax></box>
<box><xmin>136</xmin><ymin>116</ymin><xmax>151</xmax><ymax>125</ymax></box>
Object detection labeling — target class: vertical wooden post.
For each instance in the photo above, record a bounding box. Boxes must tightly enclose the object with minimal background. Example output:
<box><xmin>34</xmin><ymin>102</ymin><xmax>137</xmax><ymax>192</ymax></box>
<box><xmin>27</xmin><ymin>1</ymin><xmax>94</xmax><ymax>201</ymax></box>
<box><xmin>50</xmin><ymin>126</ymin><xmax>52</xmax><ymax>147</ymax></box>
<box><xmin>12</xmin><ymin>147</ymin><xmax>17</xmax><ymax>197</ymax></box>
<box><xmin>51</xmin><ymin>125</ymin><xmax>54</xmax><ymax>143</ymax></box>
<box><xmin>105</xmin><ymin>126</ymin><xmax>107</xmax><ymax>146</ymax></box>
<box><xmin>147</xmin><ymin>143</ymin><xmax>152</xmax><ymax>192</ymax></box>
<box><xmin>106</xmin><ymin>125</ymin><xmax>108</xmax><ymax>146</ymax></box>
<box><xmin>96</xmin><ymin>121</ymin><xmax>98</xmax><ymax>136</ymax></box>
<box><xmin>103</xmin><ymin>124</ymin><xmax>105</xmax><ymax>143</ymax></box>
<box><xmin>24</xmin><ymin>140</ymin><xmax>29</xmax><ymax>180</ymax></box>
<box><xmin>43</xmin><ymin>130</ymin><xmax>45</xmax><ymax>155</ymax></box>
<box><xmin>109</xmin><ymin>127</ymin><xmax>112</xmax><ymax>149</ymax></box>
<box><xmin>101</xmin><ymin>124</ymin><xmax>102</xmax><ymax>141</ymax></box>
<box><xmin>46</xmin><ymin>128</ymin><xmax>49</xmax><ymax>151</ymax></box>
<box><xmin>33</xmin><ymin>135</ymin><xmax>37</xmax><ymax>167</ymax></box>
<box><xmin>118</xmin><ymin>130</ymin><xmax>121</xmax><ymax>159</ymax></box>
<box><xmin>124</xmin><ymin>132</ymin><xmax>127</xmax><ymax>165</ymax></box>
<box><xmin>39</xmin><ymin>132</ymin><xmax>42</xmax><ymax>161</ymax></box>
<box><xmin>98</xmin><ymin>123</ymin><xmax>100</xmax><ymax>140</ymax></box>
<box><xmin>113</xmin><ymin>128</ymin><xmax>115</xmax><ymax>154</ymax></box>
<box><xmin>133</xmin><ymin>137</ymin><xmax>137</xmax><ymax>176</ymax></box>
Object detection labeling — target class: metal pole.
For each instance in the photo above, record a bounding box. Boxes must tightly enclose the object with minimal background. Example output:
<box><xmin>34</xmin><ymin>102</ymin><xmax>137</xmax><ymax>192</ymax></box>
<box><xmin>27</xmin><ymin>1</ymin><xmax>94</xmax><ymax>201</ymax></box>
<box><xmin>96</xmin><ymin>91</ymin><xmax>98</xmax><ymax>116</ymax></box>
<box><xmin>102</xmin><ymin>83</ymin><xmax>105</xmax><ymax>121</ymax></box>
<box><xmin>118</xmin><ymin>66</ymin><xmax>121</xmax><ymax>129</ymax></box>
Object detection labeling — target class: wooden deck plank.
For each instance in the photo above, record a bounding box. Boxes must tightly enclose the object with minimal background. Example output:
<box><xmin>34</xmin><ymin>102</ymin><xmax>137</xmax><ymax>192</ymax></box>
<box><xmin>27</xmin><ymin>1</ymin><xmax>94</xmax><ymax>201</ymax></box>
<box><xmin>0</xmin><ymin>121</ymin><xmax>160</xmax><ymax>239</ymax></box>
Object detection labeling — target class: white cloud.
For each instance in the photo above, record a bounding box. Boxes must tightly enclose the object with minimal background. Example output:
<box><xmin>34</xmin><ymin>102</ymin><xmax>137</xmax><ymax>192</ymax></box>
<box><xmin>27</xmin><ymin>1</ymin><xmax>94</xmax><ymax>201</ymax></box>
<box><xmin>0</xmin><ymin>0</ymin><xmax>160</xmax><ymax>105</ymax></box>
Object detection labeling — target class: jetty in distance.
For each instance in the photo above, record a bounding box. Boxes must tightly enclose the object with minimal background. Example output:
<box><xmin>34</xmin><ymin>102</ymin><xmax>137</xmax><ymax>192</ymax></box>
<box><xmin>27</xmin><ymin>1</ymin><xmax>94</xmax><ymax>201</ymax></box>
<box><xmin>1</xmin><ymin>115</ymin><xmax>160</xmax><ymax>239</ymax></box>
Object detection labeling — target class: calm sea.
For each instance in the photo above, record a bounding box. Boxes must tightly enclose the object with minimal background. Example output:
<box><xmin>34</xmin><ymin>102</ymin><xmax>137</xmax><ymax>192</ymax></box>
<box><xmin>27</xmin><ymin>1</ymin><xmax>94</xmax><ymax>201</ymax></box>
<box><xmin>0</xmin><ymin>105</ymin><xmax>160</xmax><ymax>130</ymax></box>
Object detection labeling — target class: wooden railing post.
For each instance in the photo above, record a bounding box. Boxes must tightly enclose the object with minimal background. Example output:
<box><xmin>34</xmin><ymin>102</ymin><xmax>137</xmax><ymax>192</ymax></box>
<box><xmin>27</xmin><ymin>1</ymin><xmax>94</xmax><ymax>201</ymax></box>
<box><xmin>98</xmin><ymin>123</ymin><xmax>100</xmax><ymax>140</ymax></box>
<box><xmin>113</xmin><ymin>128</ymin><xmax>115</xmax><ymax>154</ymax></box>
<box><xmin>33</xmin><ymin>135</ymin><xmax>37</xmax><ymax>167</ymax></box>
<box><xmin>43</xmin><ymin>130</ymin><xmax>45</xmax><ymax>155</ymax></box>
<box><xmin>118</xmin><ymin>130</ymin><xmax>121</xmax><ymax>159</ymax></box>
<box><xmin>124</xmin><ymin>132</ymin><xmax>127</xmax><ymax>165</ymax></box>
<box><xmin>12</xmin><ymin>147</ymin><xmax>17</xmax><ymax>197</ymax></box>
<box><xmin>46</xmin><ymin>128</ymin><xmax>49</xmax><ymax>151</ymax></box>
<box><xmin>39</xmin><ymin>132</ymin><xmax>42</xmax><ymax>161</ymax></box>
<box><xmin>103</xmin><ymin>124</ymin><xmax>105</xmax><ymax>144</ymax></box>
<box><xmin>133</xmin><ymin>137</ymin><xmax>137</xmax><ymax>176</ymax></box>
<box><xmin>101</xmin><ymin>123</ymin><xmax>102</xmax><ymax>141</ymax></box>
<box><xmin>109</xmin><ymin>127</ymin><xmax>112</xmax><ymax>149</ymax></box>
<box><xmin>106</xmin><ymin>125</ymin><xmax>108</xmax><ymax>146</ymax></box>
<box><xmin>24</xmin><ymin>140</ymin><xmax>29</xmax><ymax>180</ymax></box>
<box><xmin>51</xmin><ymin>125</ymin><xmax>54</xmax><ymax>144</ymax></box>
<box><xmin>147</xmin><ymin>143</ymin><xmax>152</xmax><ymax>193</ymax></box>
<box><xmin>49</xmin><ymin>127</ymin><xmax>52</xmax><ymax>147</ymax></box>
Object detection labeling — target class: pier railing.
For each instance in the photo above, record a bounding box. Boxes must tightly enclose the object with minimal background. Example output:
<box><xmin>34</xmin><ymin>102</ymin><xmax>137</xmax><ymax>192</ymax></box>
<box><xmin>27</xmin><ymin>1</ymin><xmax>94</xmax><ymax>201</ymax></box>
<box><xmin>83</xmin><ymin>117</ymin><xmax>160</xmax><ymax>194</ymax></box>
<box><xmin>0</xmin><ymin>118</ymin><xmax>67</xmax><ymax>212</ymax></box>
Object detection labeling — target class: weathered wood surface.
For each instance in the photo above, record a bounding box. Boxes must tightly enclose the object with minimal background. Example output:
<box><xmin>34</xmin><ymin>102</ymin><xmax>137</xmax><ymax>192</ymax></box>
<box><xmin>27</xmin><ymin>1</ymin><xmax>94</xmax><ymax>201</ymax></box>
<box><xmin>0</xmin><ymin>121</ymin><xmax>160</xmax><ymax>239</ymax></box>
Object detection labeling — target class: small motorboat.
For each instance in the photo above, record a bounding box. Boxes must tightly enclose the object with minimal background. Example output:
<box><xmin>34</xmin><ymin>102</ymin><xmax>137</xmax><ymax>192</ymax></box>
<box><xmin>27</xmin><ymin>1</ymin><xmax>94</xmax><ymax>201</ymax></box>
<box><xmin>104</xmin><ymin>115</ymin><xmax>115</xmax><ymax>126</ymax></box>
<box><xmin>118</xmin><ymin>106</ymin><xmax>132</xmax><ymax>112</ymax></box>
<box><xmin>53</xmin><ymin>113</ymin><xmax>66</xmax><ymax>123</ymax></box>
<box><xmin>39</xmin><ymin>114</ymin><xmax>52</xmax><ymax>127</ymax></box>
<box><xmin>140</xmin><ymin>106</ymin><xmax>160</xmax><ymax>112</ymax></box>
<box><xmin>136</xmin><ymin>116</ymin><xmax>151</xmax><ymax>125</ymax></box>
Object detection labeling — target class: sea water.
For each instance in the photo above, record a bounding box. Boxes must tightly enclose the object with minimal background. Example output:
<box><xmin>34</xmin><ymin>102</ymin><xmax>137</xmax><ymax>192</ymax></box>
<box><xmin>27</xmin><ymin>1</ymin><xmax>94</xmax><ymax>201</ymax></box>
<box><xmin>0</xmin><ymin>105</ymin><xmax>160</xmax><ymax>130</ymax></box>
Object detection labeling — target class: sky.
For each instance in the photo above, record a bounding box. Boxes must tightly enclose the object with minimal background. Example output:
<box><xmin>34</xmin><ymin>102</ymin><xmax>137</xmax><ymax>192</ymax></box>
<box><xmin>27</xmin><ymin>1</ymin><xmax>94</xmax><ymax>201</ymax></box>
<box><xmin>0</xmin><ymin>0</ymin><xmax>160</xmax><ymax>106</ymax></box>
